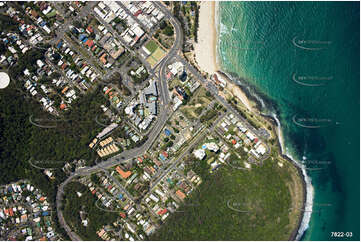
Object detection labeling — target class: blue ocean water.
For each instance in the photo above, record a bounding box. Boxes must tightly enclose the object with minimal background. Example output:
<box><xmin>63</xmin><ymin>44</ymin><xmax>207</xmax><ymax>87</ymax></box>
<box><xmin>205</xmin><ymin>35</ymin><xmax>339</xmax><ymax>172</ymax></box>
<box><xmin>217</xmin><ymin>2</ymin><xmax>360</xmax><ymax>240</ymax></box>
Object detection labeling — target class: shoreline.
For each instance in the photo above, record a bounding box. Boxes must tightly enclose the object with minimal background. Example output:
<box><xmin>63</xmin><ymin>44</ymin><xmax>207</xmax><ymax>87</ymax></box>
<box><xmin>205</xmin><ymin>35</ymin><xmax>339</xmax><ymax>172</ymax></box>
<box><xmin>261</xmin><ymin>112</ymin><xmax>312</xmax><ymax>241</ymax></box>
<box><xmin>217</xmin><ymin>70</ymin><xmax>310</xmax><ymax>241</ymax></box>
<box><xmin>220</xmin><ymin>70</ymin><xmax>311</xmax><ymax>241</ymax></box>
<box><xmin>193</xmin><ymin>1</ymin><xmax>219</xmax><ymax>75</ymax></box>
<box><xmin>217</xmin><ymin>71</ymin><xmax>257</xmax><ymax>112</ymax></box>
<box><xmin>194</xmin><ymin>2</ymin><xmax>310</xmax><ymax>240</ymax></box>
<box><xmin>195</xmin><ymin>1</ymin><xmax>256</xmax><ymax>113</ymax></box>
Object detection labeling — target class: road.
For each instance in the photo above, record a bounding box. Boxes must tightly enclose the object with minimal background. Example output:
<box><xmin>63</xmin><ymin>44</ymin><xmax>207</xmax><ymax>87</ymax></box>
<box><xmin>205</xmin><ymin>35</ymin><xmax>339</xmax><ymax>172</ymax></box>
<box><xmin>55</xmin><ymin>2</ymin><xmax>268</xmax><ymax>240</ymax></box>
<box><xmin>55</xmin><ymin>3</ymin><xmax>182</xmax><ymax>236</ymax></box>
<box><xmin>56</xmin><ymin>174</ymin><xmax>83</xmax><ymax>241</ymax></box>
<box><xmin>97</xmin><ymin>165</ymin><xmax>137</xmax><ymax>204</ymax></box>
<box><xmin>154</xmin><ymin>1</ymin><xmax>184</xmax><ymax>106</ymax></box>
<box><xmin>148</xmin><ymin>111</ymin><xmax>227</xmax><ymax>193</ymax></box>
<box><xmin>174</xmin><ymin>55</ymin><xmax>269</xmax><ymax>142</ymax></box>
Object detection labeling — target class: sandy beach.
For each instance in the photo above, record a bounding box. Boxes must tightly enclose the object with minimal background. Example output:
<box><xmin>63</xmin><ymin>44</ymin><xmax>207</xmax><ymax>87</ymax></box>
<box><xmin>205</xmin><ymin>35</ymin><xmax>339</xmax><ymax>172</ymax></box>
<box><xmin>194</xmin><ymin>3</ymin><xmax>308</xmax><ymax>238</ymax></box>
<box><xmin>224</xmin><ymin>75</ymin><xmax>255</xmax><ymax>112</ymax></box>
<box><xmin>194</xmin><ymin>1</ymin><xmax>218</xmax><ymax>74</ymax></box>
<box><xmin>194</xmin><ymin>2</ymin><xmax>255</xmax><ymax>113</ymax></box>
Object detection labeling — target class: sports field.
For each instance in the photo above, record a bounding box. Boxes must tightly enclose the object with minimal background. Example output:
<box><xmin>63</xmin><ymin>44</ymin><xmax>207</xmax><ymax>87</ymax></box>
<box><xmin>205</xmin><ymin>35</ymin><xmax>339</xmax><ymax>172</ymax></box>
<box><xmin>145</xmin><ymin>40</ymin><xmax>166</xmax><ymax>67</ymax></box>
<box><xmin>145</xmin><ymin>40</ymin><xmax>158</xmax><ymax>53</ymax></box>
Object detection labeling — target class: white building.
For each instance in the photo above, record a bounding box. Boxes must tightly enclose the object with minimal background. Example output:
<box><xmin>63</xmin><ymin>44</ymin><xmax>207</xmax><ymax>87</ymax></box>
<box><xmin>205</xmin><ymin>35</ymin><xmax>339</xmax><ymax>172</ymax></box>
<box><xmin>193</xmin><ymin>149</ymin><xmax>206</xmax><ymax>160</ymax></box>
<box><xmin>205</xmin><ymin>142</ymin><xmax>219</xmax><ymax>152</ymax></box>
<box><xmin>255</xmin><ymin>143</ymin><xmax>267</xmax><ymax>155</ymax></box>
<box><xmin>149</xmin><ymin>194</ymin><xmax>159</xmax><ymax>203</ymax></box>
<box><xmin>168</xmin><ymin>62</ymin><xmax>184</xmax><ymax>76</ymax></box>
<box><xmin>246</xmin><ymin>131</ymin><xmax>256</xmax><ymax>141</ymax></box>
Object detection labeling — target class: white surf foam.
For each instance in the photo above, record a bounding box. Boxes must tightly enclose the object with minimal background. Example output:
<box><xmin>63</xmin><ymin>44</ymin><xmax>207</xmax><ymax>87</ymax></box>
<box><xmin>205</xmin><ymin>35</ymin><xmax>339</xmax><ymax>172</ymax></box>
<box><xmin>215</xmin><ymin>3</ymin><xmax>313</xmax><ymax>239</ymax></box>
<box><xmin>271</xmin><ymin>112</ymin><xmax>314</xmax><ymax>240</ymax></box>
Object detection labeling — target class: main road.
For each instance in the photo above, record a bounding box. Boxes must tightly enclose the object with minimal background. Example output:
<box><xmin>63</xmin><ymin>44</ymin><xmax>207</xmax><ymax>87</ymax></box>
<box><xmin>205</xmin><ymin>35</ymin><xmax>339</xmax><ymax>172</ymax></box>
<box><xmin>148</xmin><ymin>110</ymin><xmax>227</xmax><ymax>193</ymax></box>
<box><xmin>56</xmin><ymin>2</ymin><xmax>268</xmax><ymax>240</ymax></box>
<box><xmin>55</xmin><ymin>3</ymin><xmax>184</xmax><ymax>239</ymax></box>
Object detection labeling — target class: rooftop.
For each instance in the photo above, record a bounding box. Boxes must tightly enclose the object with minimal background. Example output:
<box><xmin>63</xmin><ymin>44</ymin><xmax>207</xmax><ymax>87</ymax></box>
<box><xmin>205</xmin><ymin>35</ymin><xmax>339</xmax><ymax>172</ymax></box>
<box><xmin>0</xmin><ymin>72</ymin><xmax>10</xmax><ymax>89</ymax></box>
<box><xmin>116</xmin><ymin>166</ymin><xmax>132</xmax><ymax>179</ymax></box>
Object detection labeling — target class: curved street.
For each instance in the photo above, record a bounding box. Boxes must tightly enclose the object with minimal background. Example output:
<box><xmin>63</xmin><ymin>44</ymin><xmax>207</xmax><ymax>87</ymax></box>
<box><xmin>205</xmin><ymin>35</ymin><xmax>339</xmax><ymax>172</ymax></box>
<box><xmin>55</xmin><ymin>2</ymin><xmax>269</xmax><ymax>240</ymax></box>
<box><xmin>55</xmin><ymin>3</ymin><xmax>185</xmax><ymax>239</ymax></box>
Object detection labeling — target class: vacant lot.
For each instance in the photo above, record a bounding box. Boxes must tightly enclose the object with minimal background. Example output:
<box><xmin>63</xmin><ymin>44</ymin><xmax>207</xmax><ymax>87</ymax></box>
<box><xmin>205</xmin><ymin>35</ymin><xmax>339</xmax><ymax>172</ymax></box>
<box><xmin>180</xmin><ymin>87</ymin><xmax>213</xmax><ymax>121</ymax></box>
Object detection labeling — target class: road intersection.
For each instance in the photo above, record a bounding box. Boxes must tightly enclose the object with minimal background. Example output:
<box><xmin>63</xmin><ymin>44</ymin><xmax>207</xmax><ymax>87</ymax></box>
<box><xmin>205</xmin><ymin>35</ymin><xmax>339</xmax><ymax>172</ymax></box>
<box><xmin>55</xmin><ymin>3</ymin><xmax>269</xmax><ymax>240</ymax></box>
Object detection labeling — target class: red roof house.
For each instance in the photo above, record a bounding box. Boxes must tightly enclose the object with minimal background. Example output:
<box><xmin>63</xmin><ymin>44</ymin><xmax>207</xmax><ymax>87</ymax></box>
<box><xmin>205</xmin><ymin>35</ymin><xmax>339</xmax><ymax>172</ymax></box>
<box><xmin>176</xmin><ymin>190</ymin><xmax>186</xmax><ymax>201</ymax></box>
<box><xmin>162</xmin><ymin>151</ymin><xmax>168</xmax><ymax>158</ymax></box>
<box><xmin>157</xmin><ymin>208</ymin><xmax>168</xmax><ymax>216</ymax></box>
<box><xmin>116</xmin><ymin>166</ymin><xmax>132</xmax><ymax>179</ymax></box>
<box><xmin>85</xmin><ymin>39</ymin><xmax>94</xmax><ymax>48</ymax></box>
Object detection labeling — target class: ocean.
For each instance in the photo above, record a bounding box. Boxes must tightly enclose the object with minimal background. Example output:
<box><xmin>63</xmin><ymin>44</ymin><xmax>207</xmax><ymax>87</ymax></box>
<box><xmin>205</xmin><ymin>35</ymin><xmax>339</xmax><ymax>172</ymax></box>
<box><xmin>217</xmin><ymin>1</ymin><xmax>360</xmax><ymax>241</ymax></box>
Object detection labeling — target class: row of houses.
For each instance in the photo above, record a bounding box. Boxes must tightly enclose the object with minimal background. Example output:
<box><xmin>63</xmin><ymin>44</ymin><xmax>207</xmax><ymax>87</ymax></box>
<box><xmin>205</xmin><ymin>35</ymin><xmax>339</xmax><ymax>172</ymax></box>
<box><xmin>219</xmin><ymin>113</ymin><xmax>268</xmax><ymax>160</ymax></box>
<box><xmin>52</xmin><ymin>39</ymin><xmax>99</xmax><ymax>92</ymax></box>
<box><xmin>22</xmin><ymin>61</ymin><xmax>60</xmax><ymax>114</ymax></box>
<box><xmin>1</xmin><ymin>2</ymin><xmax>98</xmax><ymax>116</ymax></box>
<box><xmin>71</xmin><ymin>22</ymin><xmax>125</xmax><ymax>68</ymax></box>
<box><xmin>25</xmin><ymin>3</ymin><xmax>54</xmax><ymax>35</ymax></box>
<box><xmin>82</xmin><ymin>173</ymin><xmax>152</xmax><ymax>240</ymax></box>
<box><xmin>122</xmin><ymin>1</ymin><xmax>165</xmax><ymax>30</ymax></box>
<box><xmin>143</xmin><ymin>165</ymin><xmax>202</xmax><ymax>228</ymax></box>
<box><xmin>0</xmin><ymin>181</ymin><xmax>58</xmax><ymax>241</ymax></box>
<box><xmin>94</xmin><ymin>2</ymin><xmax>145</xmax><ymax>47</ymax></box>
<box><xmin>0</xmin><ymin>21</ymin><xmax>57</xmax><ymax>113</ymax></box>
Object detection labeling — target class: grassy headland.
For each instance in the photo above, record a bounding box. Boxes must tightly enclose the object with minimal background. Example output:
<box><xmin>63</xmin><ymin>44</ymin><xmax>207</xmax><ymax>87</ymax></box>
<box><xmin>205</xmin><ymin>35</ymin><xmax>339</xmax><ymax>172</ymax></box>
<box><xmin>150</xmin><ymin>148</ymin><xmax>304</xmax><ymax>240</ymax></box>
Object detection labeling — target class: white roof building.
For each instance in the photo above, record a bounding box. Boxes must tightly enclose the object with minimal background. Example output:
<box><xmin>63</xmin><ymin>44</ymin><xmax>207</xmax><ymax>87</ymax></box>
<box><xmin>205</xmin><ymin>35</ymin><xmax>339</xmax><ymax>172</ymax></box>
<box><xmin>210</xmin><ymin>161</ymin><xmax>220</xmax><ymax>169</ymax></box>
<box><xmin>105</xmin><ymin>1</ymin><xmax>121</xmax><ymax>13</ymax></box>
<box><xmin>250</xmin><ymin>149</ymin><xmax>260</xmax><ymax>159</ymax></box>
<box><xmin>36</xmin><ymin>59</ymin><xmax>44</xmax><ymax>68</ymax></box>
<box><xmin>42</xmin><ymin>6</ymin><xmax>52</xmax><ymax>15</ymax></box>
<box><xmin>155</xmin><ymin>189</ymin><xmax>166</xmax><ymax>199</ymax></box>
<box><xmin>82</xmin><ymin>219</ymin><xmax>88</xmax><ymax>227</ymax></box>
<box><xmin>205</xmin><ymin>142</ymin><xmax>219</xmax><ymax>152</ymax></box>
<box><xmin>161</xmin><ymin>213</ymin><xmax>169</xmax><ymax>221</ymax></box>
<box><xmin>8</xmin><ymin>46</ymin><xmax>17</xmax><ymax>54</ymax></box>
<box><xmin>94</xmin><ymin>7</ymin><xmax>105</xmax><ymax>19</ymax></box>
<box><xmin>193</xmin><ymin>149</ymin><xmax>206</xmax><ymax>160</ymax></box>
<box><xmin>246</xmin><ymin>131</ymin><xmax>256</xmax><ymax>141</ymax></box>
<box><xmin>42</xmin><ymin>25</ymin><xmax>51</xmax><ymax>34</ymax></box>
<box><xmin>149</xmin><ymin>194</ymin><xmax>159</xmax><ymax>203</ymax></box>
<box><xmin>0</xmin><ymin>72</ymin><xmax>10</xmax><ymax>89</ymax></box>
<box><xmin>255</xmin><ymin>143</ymin><xmax>267</xmax><ymax>155</ymax></box>
<box><xmin>130</xmin><ymin>24</ymin><xmax>144</xmax><ymax>38</ymax></box>
<box><xmin>173</xmin><ymin>96</ymin><xmax>183</xmax><ymax>111</ymax></box>
<box><xmin>168</xmin><ymin>62</ymin><xmax>184</xmax><ymax>76</ymax></box>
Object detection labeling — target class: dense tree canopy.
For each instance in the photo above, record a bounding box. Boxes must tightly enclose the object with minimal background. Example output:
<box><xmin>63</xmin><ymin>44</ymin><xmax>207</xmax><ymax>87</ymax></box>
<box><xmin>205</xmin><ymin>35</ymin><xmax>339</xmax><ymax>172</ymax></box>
<box><xmin>63</xmin><ymin>182</ymin><xmax>118</xmax><ymax>240</ymax></box>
